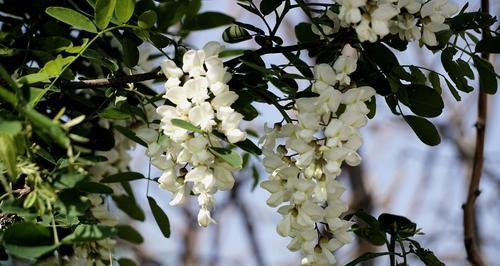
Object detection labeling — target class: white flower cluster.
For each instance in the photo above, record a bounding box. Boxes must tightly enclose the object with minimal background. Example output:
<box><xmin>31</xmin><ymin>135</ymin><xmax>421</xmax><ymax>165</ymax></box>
<box><xmin>312</xmin><ymin>0</ymin><xmax>458</xmax><ymax>46</ymax></box>
<box><xmin>260</xmin><ymin>44</ymin><xmax>375</xmax><ymax>265</ymax></box>
<box><xmin>137</xmin><ymin>42</ymin><xmax>246</xmax><ymax>227</ymax></box>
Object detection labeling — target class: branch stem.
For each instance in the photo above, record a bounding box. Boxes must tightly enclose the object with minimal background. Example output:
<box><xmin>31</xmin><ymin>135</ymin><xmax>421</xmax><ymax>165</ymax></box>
<box><xmin>463</xmin><ymin>1</ymin><xmax>489</xmax><ymax>265</ymax></box>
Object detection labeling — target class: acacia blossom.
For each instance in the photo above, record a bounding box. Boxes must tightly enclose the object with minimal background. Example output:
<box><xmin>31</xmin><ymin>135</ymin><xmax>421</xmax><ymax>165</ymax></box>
<box><xmin>312</xmin><ymin>0</ymin><xmax>457</xmax><ymax>46</ymax></box>
<box><xmin>138</xmin><ymin>42</ymin><xmax>246</xmax><ymax>227</ymax></box>
<box><xmin>261</xmin><ymin>44</ymin><xmax>375</xmax><ymax>265</ymax></box>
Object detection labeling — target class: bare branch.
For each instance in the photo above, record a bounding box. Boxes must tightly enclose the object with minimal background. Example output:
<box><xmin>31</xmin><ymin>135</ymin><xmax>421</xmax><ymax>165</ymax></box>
<box><xmin>463</xmin><ymin>1</ymin><xmax>490</xmax><ymax>265</ymax></box>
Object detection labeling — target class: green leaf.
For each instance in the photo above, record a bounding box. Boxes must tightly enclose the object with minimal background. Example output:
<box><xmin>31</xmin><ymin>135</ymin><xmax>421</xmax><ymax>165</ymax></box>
<box><xmin>260</xmin><ymin>0</ymin><xmax>284</xmax><ymax>15</ymax></box>
<box><xmin>122</xmin><ymin>37</ymin><xmax>140</xmax><ymax>67</ymax></box>
<box><xmin>404</xmin><ymin>115</ymin><xmax>441</xmax><ymax>146</ymax></box>
<box><xmin>82</xmin><ymin>49</ymin><xmax>119</xmax><ymax>71</ymax></box>
<box><xmin>223</xmin><ymin>25</ymin><xmax>252</xmax><ymax>44</ymax></box>
<box><xmin>409</xmin><ymin>66</ymin><xmax>426</xmax><ymax>84</ymax></box>
<box><xmin>17</xmin><ymin>73</ymin><xmax>51</xmax><ymax>84</ymax></box>
<box><xmin>398</xmin><ymin>85</ymin><xmax>444</xmax><ymax>118</ymax></box>
<box><xmin>183</xmin><ymin>12</ymin><xmax>234</xmax><ymax>31</ymax></box>
<box><xmin>441</xmin><ymin>47</ymin><xmax>473</xmax><ymax>93</ymax></box>
<box><xmin>4</xmin><ymin>244</ymin><xmax>56</xmax><ymax>260</ymax></box>
<box><xmin>3</xmin><ymin>222</ymin><xmax>52</xmax><ymax>246</ymax></box>
<box><xmin>100</xmin><ymin>106</ymin><xmax>131</xmax><ymax>120</ymax></box>
<box><xmin>62</xmin><ymin>224</ymin><xmax>117</xmax><ymax>243</ymax></box>
<box><xmin>114</xmin><ymin>125</ymin><xmax>148</xmax><ymax>147</ymax></box>
<box><xmin>352</xmin><ymin>225</ymin><xmax>387</xmax><ymax>246</ymax></box>
<box><xmin>78</xmin><ymin>182</ymin><xmax>113</xmax><ymax>194</ymax></box>
<box><xmin>45</xmin><ymin>7</ymin><xmax>97</xmax><ymax>33</ymax></box>
<box><xmin>476</xmin><ymin>36</ymin><xmax>500</xmax><ymax>53</ymax></box>
<box><xmin>39</xmin><ymin>55</ymin><xmax>76</xmax><ymax>78</ymax></box>
<box><xmin>378</xmin><ymin>213</ymin><xmax>417</xmax><ymax>238</ymax></box>
<box><xmin>0</xmin><ymin>120</ymin><xmax>22</xmax><ymax>135</ymax></box>
<box><xmin>444</xmin><ymin>77</ymin><xmax>461</xmax><ymax>101</ymax></box>
<box><xmin>234</xmin><ymin>139</ymin><xmax>262</xmax><ymax>156</ymax></box>
<box><xmin>147</xmin><ymin>196</ymin><xmax>171</xmax><ymax>238</ymax></box>
<box><xmin>171</xmin><ymin>118</ymin><xmax>203</xmax><ymax>133</ymax></box>
<box><xmin>23</xmin><ymin>107</ymin><xmax>70</xmax><ymax>147</ymax></box>
<box><xmin>209</xmin><ymin>147</ymin><xmax>243</xmax><ymax>168</ymax></box>
<box><xmin>114</xmin><ymin>0</ymin><xmax>135</xmax><ymax>23</ymax></box>
<box><xmin>295</xmin><ymin>22</ymin><xmax>317</xmax><ymax>43</ymax></box>
<box><xmin>345</xmin><ymin>252</ymin><xmax>392</xmax><ymax>266</ymax></box>
<box><xmin>118</xmin><ymin>258</ymin><xmax>138</xmax><ymax>266</ymax></box>
<box><xmin>457</xmin><ymin>59</ymin><xmax>474</xmax><ymax>79</ymax></box>
<box><xmin>428</xmin><ymin>72</ymin><xmax>442</xmax><ymax>94</ymax></box>
<box><xmin>113</xmin><ymin>195</ymin><xmax>145</xmax><ymax>221</ymax></box>
<box><xmin>116</xmin><ymin>225</ymin><xmax>144</xmax><ymax>244</ymax></box>
<box><xmin>473</xmin><ymin>55</ymin><xmax>498</xmax><ymax>94</ymax></box>
<box><xmin>138</xmin><ymin>10</ymin><xmax>157</xmax><ymax>29</ymax></box>
<box><xmin>95</xmin><ymin>0</ymin><xmax>116</xmax><ymax>29</ymax></box>
<box><xmin>251</xmin><ymin>165</ymin><xmax>259</xmax><ymax>191</ymax></box>
<box><xmin>101</xmin><ymin>171</ymin><xmax>145</xmax><ymax>183</ymax></box>
<box><xmin>3</xmin><ymin>222</ymin><xmax>56</xmax><ymax>259</ymax></box>
<box><xmin>284</xmin><ymin>52</ymin><xmax>313</xmax><ymax>78</ymax></box>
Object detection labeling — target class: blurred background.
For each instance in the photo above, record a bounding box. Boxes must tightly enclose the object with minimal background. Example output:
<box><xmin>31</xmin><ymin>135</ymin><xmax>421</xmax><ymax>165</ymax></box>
<box><xmin>114</xmin><ymin>1</ymin><xmax>500</xmax><ymax>265</ymax></box>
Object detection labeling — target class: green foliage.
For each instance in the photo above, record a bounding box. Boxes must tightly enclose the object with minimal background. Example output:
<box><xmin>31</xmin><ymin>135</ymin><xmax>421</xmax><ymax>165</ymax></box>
<box><xmin>148</xmin><ymin>196</ymin><xmax>171</xmax><ymax>238</ymax></box>
<box><xmin>346</xmin><ymin>210</ymin><xmax>445</xmax><ymax>266</ymax></box>
<box><xmin>45</xmin><ymin>7</ymin><xmax>97</xmax><ymax>33</ymax></box>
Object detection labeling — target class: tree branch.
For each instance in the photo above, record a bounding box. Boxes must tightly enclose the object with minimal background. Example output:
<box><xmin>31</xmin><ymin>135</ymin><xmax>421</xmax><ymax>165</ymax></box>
<box><xmin>463</xmin><ymin>1</ymin><xmax>489</xmax><ymax>265</ymax></box>
<box><xmin>61</xmin><ymin>72</ymin><xmax>163</xmax><ymax>89</ymax></box>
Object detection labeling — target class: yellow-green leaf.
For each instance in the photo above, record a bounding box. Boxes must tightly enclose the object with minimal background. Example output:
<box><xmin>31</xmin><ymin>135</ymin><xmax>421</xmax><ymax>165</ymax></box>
<box><xmin>46</xmin><ymin>7</ymin><xmax>97</xmax><ymax>33</ymax></box>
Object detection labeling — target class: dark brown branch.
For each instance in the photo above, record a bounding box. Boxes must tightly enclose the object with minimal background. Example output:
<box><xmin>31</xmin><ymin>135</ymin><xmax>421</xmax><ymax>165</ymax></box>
<box><xmin>346</xmin><ymin>165</ymin><xmax>375</xmax><ymax>266</ymax></box>
<box><xmin>54</xmin><ymin>41</ymin><xmax>324</xmax><ymax>90</ymax></box>
<box><xmin>463</xmin><ymin>1</ymin><xmax>489</xmax><ymax>265</ymax></box>
<box><xmin>62</xmin><ymin>72</ymin><xmax>163</xmax><ymax>89</ymax></box>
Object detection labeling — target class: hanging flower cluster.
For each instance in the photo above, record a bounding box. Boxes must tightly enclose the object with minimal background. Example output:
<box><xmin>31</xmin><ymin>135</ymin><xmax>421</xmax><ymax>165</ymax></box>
<box><xmin>260</xmin><ymin>44</ymin><xmax>375</xmax><ymax>265</ymax></box>
<box><xmin>312</xmin><ymin>0</ymin><xmax>458</xmax><ymax>46</ymax></box>
<box><xmin>137</xmin><ymin>42</ymin><xmax>246</xmax><ymax>227</ymax></box>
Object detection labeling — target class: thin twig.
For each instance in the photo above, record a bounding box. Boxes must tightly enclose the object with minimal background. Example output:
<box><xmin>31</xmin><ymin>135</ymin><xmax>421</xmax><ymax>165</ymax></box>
<box><xmin>463</xmin><ymin>1</ymin><xmax>489</xmax><ymax>265</ymax></box>
<box><xmin>62</xmin><ymin>72</ymin><xmax>163</xmax><ymax>89</ymax></box>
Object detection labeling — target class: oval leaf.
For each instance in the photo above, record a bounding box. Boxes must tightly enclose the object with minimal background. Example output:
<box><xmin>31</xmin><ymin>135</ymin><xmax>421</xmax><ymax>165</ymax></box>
<box><xmin>95</xmin><ymin>0</ymin><xmax>117</xmax><ymax>29</ymax></box>
<box><xmin>148</xmin><ymin>196</ymin><xmax>171</xmax><ymax>238</ymax></box>
<box><xmin>114</xmin><ymin>0</ymin><xmax>135</xmax><ymax>23</ymax></box>
<box><xmin>404</xmin><ymin>115</ymin><xmax>441</xmax><ymax>146</ymax></box>
<box><xmin>113</xmin><ymin>195</ymin><xmax>145</xmax><ymax>221</ymax></box>
<box><xmin>46</xmin><ymin>7</ymin><xmax>97</xmax><ymax>33</ymax></box>
<box><xmin>171</xmin><ymin>118</ymin><xmax>203</xmax><ymax>133</ymax></box>
<box><xmin>183</xmin><ymin>12</ymin><xmax>234</xmax><ymax>31</ymax></box>
<box><xmin>138</xmin><ymin>10</ymin><xmax>157</xmax><ymax>29</ymax></box>
<box><xmin>116</xmin><ymin>225</ymin><xmax>144</xmax><ymax>244</ymax></box>
<box><xmin>101</xmin><ymin>171</ymin><xmax>145</xmax><ymax>183</ymax></box>
<box><xmin>209</xmin><ymin>147</ymin><xmax>243</xmax><ymax>168</ymax></box>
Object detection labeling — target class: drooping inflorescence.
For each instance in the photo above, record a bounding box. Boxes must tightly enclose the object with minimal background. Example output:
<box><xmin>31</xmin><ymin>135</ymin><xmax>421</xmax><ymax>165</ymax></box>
<box><xmin>312</xmin><ymin>0</ymin><xmax>458</xmax><ymax>46</ymax></box>
<box><xmin>137</xmin><ymin>42</ymin><xmax>247</xmax><ymax>227</ymax></box>
<box><xmin>260</xmin><ymin>44</ymin><xmax>375</xmax><ymax>265</ymax></box>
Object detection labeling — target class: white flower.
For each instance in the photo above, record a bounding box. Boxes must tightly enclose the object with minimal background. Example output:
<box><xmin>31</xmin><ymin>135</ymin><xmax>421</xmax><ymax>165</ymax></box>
<box><xmin>390</xmin><ymin>14</ymin><xmax>421</xmax><ymax>41</ymax></box>
<box><xmin>205</xmin><ymin>56</ymin><xmax>226</xmax><ymax>84</ymax></box>
<box><xmin>184</xmin><ymin>77</ymin><xmax>209</xmax><ymax>104</ymax></box>
<box><xmin>198</xmin><ymin>207</ymin><xmax>216</xmax><ymax>227</ymax></box>
<box><xmin>203</xmin><ymin>41</ymin><xmax>224</xmax><ymax>58</ymax></box>
<box><xmin>212</xmin><ymin>91</ymin><xmax>238</xmax><ymax>109</ymax></box>
<box><xmin>161</xmin><ymin>59</ymin><xmax>183</xmax><ymax>79</ymax></box>
<box><xmin>355</xmin><ymin>17</ymin><xmax>378</xmax><ymax>42</ymax></box>
<box><xmin>338</xmin><ymin>0</ymin><xmax>366</xmax><ymax>24</ymax></box>
<box><xmin>314</xmin><ymin>64</ymin><xmax>337</xmax><ymax>86</ymax></box>
<box><xmin>398</xmin><ymin>0</ymin><xmax>423</xmax><ymax>14</ymax></box>
<box><xmin>213</xmin><ymin>163</ymin><xmax>235</xmax><ymax>190</ymax></box>
<box><xmin>370</xmin><ymin>4</ymin><xmax>399</xmax><ymax>38</ymax></box>
<box><xmin>420</xmin><ymin>0</ymin><xmax>458</xmax><ymax>46</ymax></box>
<box><xmin>188</xmin><ymin>102</ymin><xmax>216</xmax><ymax>131</ymax></box>
<box><xmin>182</xmin><ymin>49</ymin><xmax>206</xmax><ymax>77</ymax></box>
